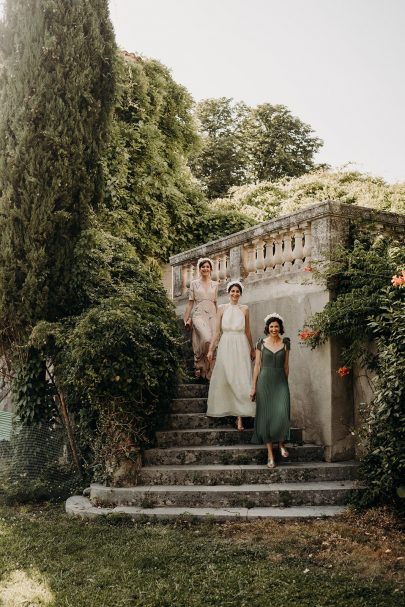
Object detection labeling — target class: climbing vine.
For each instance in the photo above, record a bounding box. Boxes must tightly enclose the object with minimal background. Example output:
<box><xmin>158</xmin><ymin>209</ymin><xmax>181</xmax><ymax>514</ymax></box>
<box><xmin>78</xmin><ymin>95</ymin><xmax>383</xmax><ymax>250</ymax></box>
<box><xmin>299</xmin><ymin>223</ymin><xmax>405</xmax><ymax>506</ymax></box>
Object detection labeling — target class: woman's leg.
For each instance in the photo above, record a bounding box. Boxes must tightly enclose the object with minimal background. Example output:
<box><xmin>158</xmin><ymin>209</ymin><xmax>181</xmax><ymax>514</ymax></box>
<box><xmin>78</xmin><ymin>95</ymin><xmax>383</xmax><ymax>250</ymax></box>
<box><xmin>266</xmin><ymin>442</ymin><xmax>275</xmax><ymax>468</ymax></box>
<box><xmin>237</xmin><ymin>416</ymin><xmax>244</xmax><ymax>431</ymax></box>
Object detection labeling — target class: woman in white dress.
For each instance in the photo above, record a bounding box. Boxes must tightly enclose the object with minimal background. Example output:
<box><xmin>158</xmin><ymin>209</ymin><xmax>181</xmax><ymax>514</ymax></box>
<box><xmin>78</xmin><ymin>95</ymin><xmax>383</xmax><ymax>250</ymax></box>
<box><xmin>206</xmin><ymin>280</ymin><xmax>256</xmax><ymax>430</ymax></box>
<box><xmin>183</xmin><ymin>258</ymin><xmax>218</xmax><ymax>380</ymax></box>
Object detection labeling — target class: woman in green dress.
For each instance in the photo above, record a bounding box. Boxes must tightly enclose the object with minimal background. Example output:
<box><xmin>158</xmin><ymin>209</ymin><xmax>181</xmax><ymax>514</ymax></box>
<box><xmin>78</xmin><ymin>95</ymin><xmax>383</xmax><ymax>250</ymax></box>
<box><xmin>250</xmin><ymin>313</ymin><xmax>290</xmax><ymax>468</ymax></box>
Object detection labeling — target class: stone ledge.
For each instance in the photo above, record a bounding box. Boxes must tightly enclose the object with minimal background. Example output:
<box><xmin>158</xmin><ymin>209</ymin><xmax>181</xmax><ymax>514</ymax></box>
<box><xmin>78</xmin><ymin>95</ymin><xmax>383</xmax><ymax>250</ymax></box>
<box><xmin>66</xmin><ymin>496</ymin><xmax>348</xmax><ymax>521</ymax></box>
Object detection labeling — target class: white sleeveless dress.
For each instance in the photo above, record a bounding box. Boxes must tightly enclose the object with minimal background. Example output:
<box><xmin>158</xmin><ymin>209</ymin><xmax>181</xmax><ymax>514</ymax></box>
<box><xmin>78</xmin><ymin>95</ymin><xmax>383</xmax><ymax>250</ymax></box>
<box><xmin>207</xmin><ymin>304</ymin><xmax>256</xmax><ymax>417</ymax></box>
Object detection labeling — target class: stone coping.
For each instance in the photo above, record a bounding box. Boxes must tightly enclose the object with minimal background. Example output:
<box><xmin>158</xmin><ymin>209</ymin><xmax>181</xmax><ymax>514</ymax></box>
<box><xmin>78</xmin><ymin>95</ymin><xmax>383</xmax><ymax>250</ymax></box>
<box><xmin>169</xmin><ymin>200</ymin><xmax>404</xmax><ymax>266</ymax></box>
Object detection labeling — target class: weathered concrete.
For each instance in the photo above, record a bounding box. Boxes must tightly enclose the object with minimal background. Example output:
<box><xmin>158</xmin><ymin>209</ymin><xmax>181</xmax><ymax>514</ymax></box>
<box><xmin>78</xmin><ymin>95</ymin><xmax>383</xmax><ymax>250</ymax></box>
<box><xmin>90</xmin><ymin>480</ymin><xmax>361</xmax><ymax>509</ymax></box>
<box><xmin>143</xmin><ymin>444</ymin><xmax>324</xmax><ymax>466</ymax></box>
<box><xmin>155</xmin><ymin>427</ymin><xmax>303</xmax><ymax>448</ymax></box>
<box><xmin>66</xmin><ymin>496</ymin><xmax>348</xmax><ymax>521</ymax></box>
<box><xmin>137</xmin><ymin>461</ymin><xmax>360</xmax><ymax>486</ymax></box>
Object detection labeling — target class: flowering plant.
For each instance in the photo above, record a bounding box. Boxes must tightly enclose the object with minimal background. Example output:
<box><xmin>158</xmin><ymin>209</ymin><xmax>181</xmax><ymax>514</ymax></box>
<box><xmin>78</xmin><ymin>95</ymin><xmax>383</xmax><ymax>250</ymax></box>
<box><xmin>391</xmin><ymin>270</ymin><xmax>405</xmax><ymax>287</ymax></box>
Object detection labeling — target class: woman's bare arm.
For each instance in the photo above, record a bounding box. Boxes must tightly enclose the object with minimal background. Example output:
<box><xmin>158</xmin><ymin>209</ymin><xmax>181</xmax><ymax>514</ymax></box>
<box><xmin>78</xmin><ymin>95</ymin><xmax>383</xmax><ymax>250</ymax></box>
<box><xmin>207</xmin><ymin>307</ymin><xmax>224</xmax><ymax>362</ymax></box>
<box><xmin>243</xmin><ymin>306</ymin><xmax>255</xmax><ymax>359</ymax></box>
<box><xmin>250</xmin><ymin>349</ymin><xmax>261</xmax><ymax>400</ymax></box>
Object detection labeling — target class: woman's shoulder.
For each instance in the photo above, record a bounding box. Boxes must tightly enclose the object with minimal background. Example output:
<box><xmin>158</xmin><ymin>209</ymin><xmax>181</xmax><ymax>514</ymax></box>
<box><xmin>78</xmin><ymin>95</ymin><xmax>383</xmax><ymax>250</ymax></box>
<box><xmin>283</xmin><ymin>336</ymin><xmax>291</xmax><ymax>350</ymax></box>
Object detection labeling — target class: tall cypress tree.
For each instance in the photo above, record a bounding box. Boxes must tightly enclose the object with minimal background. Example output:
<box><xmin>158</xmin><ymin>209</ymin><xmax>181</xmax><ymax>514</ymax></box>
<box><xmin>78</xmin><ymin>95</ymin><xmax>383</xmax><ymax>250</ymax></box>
<box><xmin>0</xmin><ymin>0</ymin><xmax>116</xmax><ymax>342</ymax></box>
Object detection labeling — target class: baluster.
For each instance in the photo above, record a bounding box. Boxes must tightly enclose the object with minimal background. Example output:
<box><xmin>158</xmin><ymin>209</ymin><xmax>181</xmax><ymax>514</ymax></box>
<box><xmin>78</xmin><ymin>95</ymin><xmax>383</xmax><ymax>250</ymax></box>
<box><xmin>253</xmin><ymin>238</ymin><xmax>265</xmax><ymax>274</ymax></box>
<box><xmin>181</xmin><ymin>264</ymin><xmax>188</xmax><ymax>294</ymax></box>
<box><xmin>273</xmin><ymin>235</ymin><xmax>283</xmax><ymax>274</ymax></box>
<box><xmin>212</xmin><ymin>255</ymin><xmax>220</xmax><ymax>282</ymax></box>
<box><xmin>302</xmin><ymin>224</ymin><xmax>313</xmax><ymax>263</ymax></box>
<box><xmin>243</xmin><ymin>242</ymin><xmax>256</xmax><ymax>278</ymax></box>
<box><xmin>292</xmin><ymin>227</ymin><xmax>304</xmax><ymax>270</ymax></box>
<box><xmin>283</xmin><ymin>231</ymin><xmax>294</xmax><ymax>272</ymax></box>
<box><xmin>264</xmin><ymin>234</ymin><xmax>275</xmax><ymax>274</ymax></box>
<box><xmin>219</xmin><ymin>253</ymin><xmax>228</xmax><ymax>282</ymax></box>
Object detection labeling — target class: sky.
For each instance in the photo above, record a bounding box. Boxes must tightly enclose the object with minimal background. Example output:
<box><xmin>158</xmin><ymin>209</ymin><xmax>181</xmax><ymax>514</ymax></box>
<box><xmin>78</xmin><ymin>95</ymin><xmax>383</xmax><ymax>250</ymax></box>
<box><xmin>108</xmin><ymin>0</ymin><xmax>405</xmax><ymax>184</ymax></box>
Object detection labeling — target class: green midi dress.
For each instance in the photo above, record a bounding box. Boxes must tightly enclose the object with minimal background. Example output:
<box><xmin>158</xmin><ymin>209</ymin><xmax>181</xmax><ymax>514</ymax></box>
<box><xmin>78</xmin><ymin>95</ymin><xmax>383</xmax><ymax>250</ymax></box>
<box><xmin>251</xmin><ymin>337</ymin><xmax>290</xmax><ymax>444</ymax></box>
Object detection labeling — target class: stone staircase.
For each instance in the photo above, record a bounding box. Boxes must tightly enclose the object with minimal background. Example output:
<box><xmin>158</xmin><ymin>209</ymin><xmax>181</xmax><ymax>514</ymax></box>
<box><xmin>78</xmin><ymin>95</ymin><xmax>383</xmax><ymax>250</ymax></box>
<box><xmin>67</xmin><ymin>380</ymin><xmax>362</xmax><ymax>521</ymax></box>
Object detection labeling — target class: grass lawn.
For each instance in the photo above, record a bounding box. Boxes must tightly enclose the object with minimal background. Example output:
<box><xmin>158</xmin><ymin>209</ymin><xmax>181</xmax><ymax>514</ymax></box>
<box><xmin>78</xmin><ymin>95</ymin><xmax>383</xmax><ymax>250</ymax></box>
<box><xmin>0</xmin><ymin>504</ymin><xmax>403</xmax><ymax>607</ymax></box>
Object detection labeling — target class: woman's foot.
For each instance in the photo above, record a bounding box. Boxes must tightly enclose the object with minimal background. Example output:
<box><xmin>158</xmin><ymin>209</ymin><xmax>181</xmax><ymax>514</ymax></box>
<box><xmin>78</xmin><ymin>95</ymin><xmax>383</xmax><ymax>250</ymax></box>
<box><xmin>236</xmin><ymin>417</ymin><xmax>244</xmax><ymax>432</ymax></box>
<box><xmin>267</xmin><ymin>458</ymin><xmax>276</xmax><ymax>469</ymax></box>
<box><xmin>280</xmin><ymin>445</ymin><xmax>289</xmax><ymax>458</ymax></box>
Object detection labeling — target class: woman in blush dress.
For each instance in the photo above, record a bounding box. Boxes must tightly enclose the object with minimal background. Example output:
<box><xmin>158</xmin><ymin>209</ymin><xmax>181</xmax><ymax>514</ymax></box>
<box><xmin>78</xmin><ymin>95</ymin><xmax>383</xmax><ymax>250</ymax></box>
<box><xmin>250</xmin><ymin>313</ymin><xmax>291</xmax><ymax>469</ymax></box>
<box><xmin>206</xmin><ymin>280</ymin><xmax>256</xmax><ymax>431</ymax></box>
<box><xmin>183</xmin><ymin>257</ymin><xmax>218</xmax><ymax>380</ymax></box>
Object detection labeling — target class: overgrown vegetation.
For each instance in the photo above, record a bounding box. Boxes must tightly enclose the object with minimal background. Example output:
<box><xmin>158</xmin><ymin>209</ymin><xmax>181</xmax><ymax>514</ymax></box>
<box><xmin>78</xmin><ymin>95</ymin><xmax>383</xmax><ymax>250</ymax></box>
<box><xmin>0</xmin><ymin>1</ymin><xmax>182</xmax><ymax>494</ymax></box>
<box><xmin>299</xmin><ymin>226</ymin><xmax>405</xmax><ymax>508</ymax></box>
<box><xmin>0</xmin><ymin>504</ymin><xmax>402</xmax><ymax>607</ymax></box>
<box><xmin>208</xmin><ymin>168</ymin><xmax>405</xmax><ymax>223</ymax></box>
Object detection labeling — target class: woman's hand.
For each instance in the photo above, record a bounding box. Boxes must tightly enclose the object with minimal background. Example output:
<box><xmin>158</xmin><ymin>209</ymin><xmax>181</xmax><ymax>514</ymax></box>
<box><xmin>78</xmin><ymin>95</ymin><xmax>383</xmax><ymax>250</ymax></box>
<box><xmin>207</xmin><ymin>350</ymin><xmax>213</xmax><ymax>363</ymax></box>
<box><xmin>184</xmin><ymin>318</ymin><xmax>192</xmax><ymax>329</ymax></box>
<box><xmin>250</xmin><ymin>347</ymin><xmax>255</xmax><ymax>361</ymax></box>
<box><xmin>249</xmin><ymin>387</ymin><xmax>256</xmax><ymax>401</ymax></box>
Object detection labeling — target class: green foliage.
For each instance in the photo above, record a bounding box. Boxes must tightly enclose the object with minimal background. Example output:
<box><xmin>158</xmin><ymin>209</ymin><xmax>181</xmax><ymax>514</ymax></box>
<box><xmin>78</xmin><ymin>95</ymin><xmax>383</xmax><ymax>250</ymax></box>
<box><xmin>209</xmin><ymin>169</ymin><xmax>405</xmax><ymax>223</ymax></box>
<box><xmin>300</xmin><ymin>226</ymin><xmax>404</xmax><ymax>507</ymax></box>
<box><xmin>191</xmin><ymin>98</ymin><xmax>323</xmax><ymax>199</ymax></box>
<box><xmin>28</xmin><ymin>227</ymin><xmax>182</xmax><ymax>480</ymax></box>
<box><xmin>190</xmin><ymin>97</ymin><xmax>249</xmax><ymax>199</ymax></box>
<box><xmin>243</xmin><ymin>103</ymin><xmax>323</xmax><ymax>182</ymax></box>
<box><xmin>302</xmin><ymin>231</ymin><xmax>404</xmax><ymax>365</ymax></box>
<box><xmin>12</xmin><ymin>348</ymin><xmax>57</xmax><ymax>425</ymax></box>
<box><xmin>357</xmin><ymin>290</ymin><xmax>405</xmax><ymax>507</ymax></box>
<box><xmin>0</xmin><ymin>0</ymin><xmax>116</xmax><ymax>339</ymax></box>
<box><xmin>100</xmin><ymin>53</ymin><xmax>206</xmax><ymax>260</ymax></box>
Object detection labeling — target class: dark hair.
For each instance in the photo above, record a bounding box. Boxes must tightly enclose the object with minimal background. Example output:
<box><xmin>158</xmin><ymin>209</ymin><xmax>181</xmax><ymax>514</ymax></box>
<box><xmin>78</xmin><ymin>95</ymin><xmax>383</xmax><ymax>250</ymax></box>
<box><xmin>227</xmin><ymin>282</ymin><xmax>242</xmax><ymax>294</ymax></box>
<box><xmin>264</xmin><ymin>317</ymin><xmax>284</xmax><ymax>335</ymax></box>
<box><xmin>198</xmin><ymin>259</ymin><xmax>213</xmax><ymax>270</ymax></box>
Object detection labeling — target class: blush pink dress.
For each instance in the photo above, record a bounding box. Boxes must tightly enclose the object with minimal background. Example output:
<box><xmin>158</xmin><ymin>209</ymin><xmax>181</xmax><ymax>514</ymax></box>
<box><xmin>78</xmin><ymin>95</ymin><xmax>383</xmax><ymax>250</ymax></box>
<box><xmin>189</xmin><ymin>279</ymin><xmax>218</xmax><ymax>379</ymax></box>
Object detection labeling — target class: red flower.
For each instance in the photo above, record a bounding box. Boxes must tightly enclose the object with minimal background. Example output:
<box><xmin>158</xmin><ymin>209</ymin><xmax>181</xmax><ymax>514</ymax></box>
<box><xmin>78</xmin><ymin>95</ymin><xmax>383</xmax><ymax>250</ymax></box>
<box><xmin>337</xmin><ymin>367</ymin><xmax>350</xmax><ymax>377</ymax></box>
<box><xmin>299</xmin><ymin>329</ymin><xmax>319</xmax><ymax>341</ymax></box>
<box><xmin>304</xmin><ymin>265</ymin><xmax>313</xmax><ymax>272</ymax></box>
<box><xmin>391</xmin><ymin>271</ymin><xmax>405</xmax><ymax>287</ymax></box>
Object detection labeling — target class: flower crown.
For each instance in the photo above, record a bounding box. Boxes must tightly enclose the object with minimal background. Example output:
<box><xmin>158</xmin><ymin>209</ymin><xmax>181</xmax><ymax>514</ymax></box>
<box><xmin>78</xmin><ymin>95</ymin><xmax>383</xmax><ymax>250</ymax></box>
<box><xmin>264</xmin><ymin>312</ymin><xmax>284</xmax><ymax>324</ymax></box>
<box><xmin>197</xmin><ymin>257</ymin><xmax>214</xmax><ymax>270</ymax></box>
<box><xmin>227</xmin><ymin>279</ymin><xmax>243</xmax><ymax>293</ymax></box>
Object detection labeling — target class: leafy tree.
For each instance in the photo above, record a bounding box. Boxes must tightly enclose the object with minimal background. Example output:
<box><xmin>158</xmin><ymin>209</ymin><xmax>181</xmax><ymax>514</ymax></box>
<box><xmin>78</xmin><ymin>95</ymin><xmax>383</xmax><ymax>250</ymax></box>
<box><xmin>0</xmin><ymin>0</ymin><xmax>116</xmax><ymax>339</ymax></box>
<box><xmin>101</xmin><ymin>52</ymin><xmax>207</xmax><ymax>261</ymax></box>
<box><xmin>190</xmin><ymin>98</ymin><xmax>249</xmax><ymax>199</ymax></box>
<box><xmin>191</xmin><ymin>99</ymin><xmax>323</xmax><ymax>198</ymax></box>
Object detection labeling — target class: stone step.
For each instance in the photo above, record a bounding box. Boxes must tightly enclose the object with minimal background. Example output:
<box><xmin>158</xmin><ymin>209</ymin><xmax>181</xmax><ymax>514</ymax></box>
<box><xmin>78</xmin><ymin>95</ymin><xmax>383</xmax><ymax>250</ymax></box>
<box><xmin>171</xmin><ymin>398</ymin><xmax>207</xmax><ymax>414</ymax></box>
<box><xmin>144</xmin><ymin>444</ymin><xmax>324</xmax><ymax>466</ymax></box>
<box><xmin>176</xmin><ymin>384</ymin><xmax>209</xmax><ymax>398</ymax></box>
<box><xmin>165</xmin><ymin>414</ymin><xmax>303</xmax><ymax>441</ymax></box>
<box><xmin>90</xmin><ymin>480</ymin><xmax>361</xmax><ymax>509</ymax></box>
<box><xmin>138</xmin><ymin>461</ymin><xmax>360</xmax><ymax>486</ymax></box>
<box><xmin>66</xmin><ymin>496</ymin><xmax>348</xmax><ymax>521</ymax></box>
<box><xmin>165</xmin><ymin>413</ymin><xmax>234</xmax><ymax>429</ymax></box>
<box><xmin>155</xmin><ymin>428</ymin><xmax>303</xmax><ymax>448</ymax></box>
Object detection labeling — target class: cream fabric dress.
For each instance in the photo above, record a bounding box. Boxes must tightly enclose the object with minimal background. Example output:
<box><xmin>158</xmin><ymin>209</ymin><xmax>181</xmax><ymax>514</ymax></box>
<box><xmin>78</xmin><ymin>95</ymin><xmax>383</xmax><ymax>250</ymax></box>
<box><xmin>207</xmin><ymin>304</ymin><xmax>256</xmax><ymax>417</ymax></box>
<box><xmin>189</xmin><ymin>279</ymin><xmax>218</xmax><ymax>379</ymax></box>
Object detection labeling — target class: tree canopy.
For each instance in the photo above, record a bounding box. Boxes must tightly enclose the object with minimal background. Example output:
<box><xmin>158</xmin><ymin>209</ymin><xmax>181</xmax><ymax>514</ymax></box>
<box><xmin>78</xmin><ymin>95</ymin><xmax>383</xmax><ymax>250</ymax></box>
<box><xmin>191</xmin><ymin>97</ymin><xmax>323</xmax><ymax>199</ymax></box>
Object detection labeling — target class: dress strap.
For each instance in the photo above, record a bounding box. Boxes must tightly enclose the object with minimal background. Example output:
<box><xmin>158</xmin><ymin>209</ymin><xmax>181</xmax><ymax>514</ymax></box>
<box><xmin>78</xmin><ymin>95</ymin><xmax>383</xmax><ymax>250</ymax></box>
<box><xmin>283</xmin><ymin>337</ymin><xmax>291</xmax><ymax>351</ymax></box>
<box><xmin>255</xmin><ymin>337</ymin><xmax>264</xmax><ymax>351</ymax></box>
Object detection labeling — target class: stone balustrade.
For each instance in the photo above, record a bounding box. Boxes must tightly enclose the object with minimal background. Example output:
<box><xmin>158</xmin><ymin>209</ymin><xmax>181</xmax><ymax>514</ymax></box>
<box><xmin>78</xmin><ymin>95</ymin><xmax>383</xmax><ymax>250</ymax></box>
<box><xmin>170</xmin><ymin>201</ymin><xmax>404</xmax><ymax>299</ymax></box>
